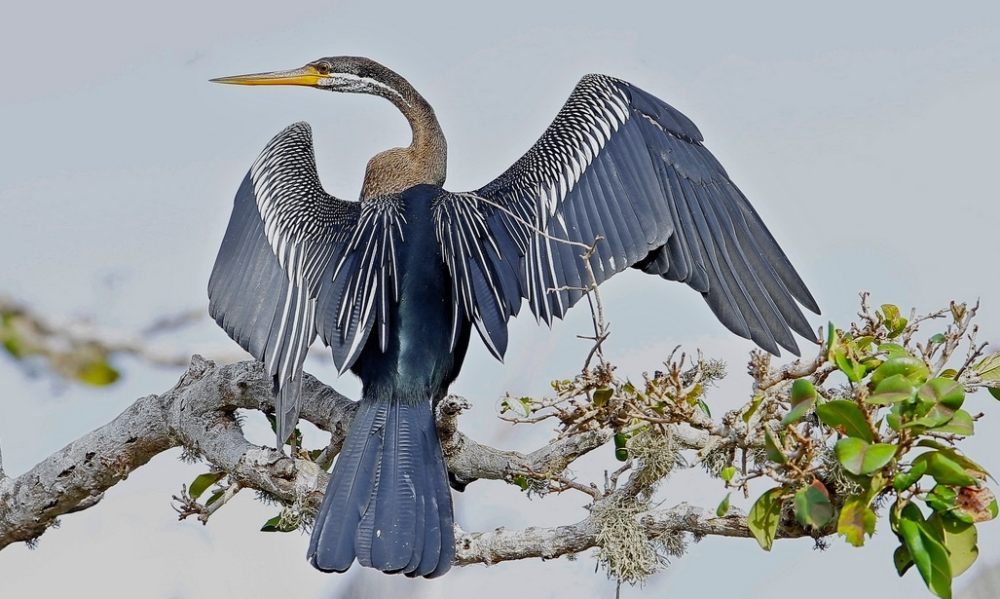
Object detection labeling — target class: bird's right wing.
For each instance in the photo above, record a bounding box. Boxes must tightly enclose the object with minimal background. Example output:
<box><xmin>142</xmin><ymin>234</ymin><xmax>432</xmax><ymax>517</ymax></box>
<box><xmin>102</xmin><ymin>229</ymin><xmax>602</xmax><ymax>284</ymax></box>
<box><xmin>208</xmin><ymin>122</ymin><xmax>402</xmax><ymax>444</ymax></box>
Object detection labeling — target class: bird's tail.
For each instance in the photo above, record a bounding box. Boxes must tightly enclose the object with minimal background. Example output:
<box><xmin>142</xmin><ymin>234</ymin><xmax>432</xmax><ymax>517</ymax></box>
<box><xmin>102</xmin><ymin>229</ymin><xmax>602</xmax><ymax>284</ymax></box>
<box><xmin>308</xmin><ymin>397</ymin><xmax>455</xmax><ymax>578</ymax></box>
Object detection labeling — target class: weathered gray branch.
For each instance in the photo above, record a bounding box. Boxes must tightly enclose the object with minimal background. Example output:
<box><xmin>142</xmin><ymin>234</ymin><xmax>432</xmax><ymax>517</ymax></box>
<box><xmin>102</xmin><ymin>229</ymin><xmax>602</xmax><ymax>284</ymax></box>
<box><xmin>0</xmin><ymin>356</ymin><xmax>360</xmax><ymax>548</ymax></box>
<box><xmin>440</xmin><ymin>394</ymin><xmax>615</xmax><ymax>484</ymax></box>
<box><xmin>0</xmin><ymin>355</ymin><xmax>807</xmax><ymax>561</ymax></box>
<box><xmin>455</xmin><ymin>503</ymin><xmax>769</xmax><ymax>565</ymax></box>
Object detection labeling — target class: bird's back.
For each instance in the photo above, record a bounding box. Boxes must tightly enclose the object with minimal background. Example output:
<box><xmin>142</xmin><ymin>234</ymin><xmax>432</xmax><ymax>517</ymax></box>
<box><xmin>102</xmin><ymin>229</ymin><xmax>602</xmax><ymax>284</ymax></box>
<box><xmin>350</xmin><ymin>184</ymin><xmax>472</xmax><ymax>403</ymax></box>
<box><xmin>310</xmin><ymin>184</ymin><xmax>465</xmax><ymax>577</ymax></box>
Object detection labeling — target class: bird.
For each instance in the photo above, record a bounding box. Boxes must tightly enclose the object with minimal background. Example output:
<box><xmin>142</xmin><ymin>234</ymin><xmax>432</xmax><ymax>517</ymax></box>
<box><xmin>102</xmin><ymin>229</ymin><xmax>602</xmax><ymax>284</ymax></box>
<box><xmin>207</xmin><ymin>56</ymin><xmax>820</xmax><ymax>578</ymax></box>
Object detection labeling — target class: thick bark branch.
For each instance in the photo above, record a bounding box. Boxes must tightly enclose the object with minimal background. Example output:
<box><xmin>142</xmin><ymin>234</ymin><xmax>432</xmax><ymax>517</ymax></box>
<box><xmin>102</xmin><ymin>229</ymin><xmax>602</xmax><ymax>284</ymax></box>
<box><xmin>0</xmin><ymin>357</ymin><xmax>340</xmax><ymax>549</ymax></box>
<box><xmin>0</xmin><ymin>355</ymin><xmax>810</xmax><ymax>561</ymax></box>
<box><xmin>0</xmin><ymin>391</ymin><xmax>175</xmax><ymax>546</ymax></box>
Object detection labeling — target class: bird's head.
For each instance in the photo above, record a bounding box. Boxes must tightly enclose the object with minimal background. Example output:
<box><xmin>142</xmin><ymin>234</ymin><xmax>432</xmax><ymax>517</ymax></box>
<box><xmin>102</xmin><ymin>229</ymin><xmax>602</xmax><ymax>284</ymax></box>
<box><xmin>211</xmin><ymin>56</ymin><xmax>409</xmax><ymax>105</ymax></box>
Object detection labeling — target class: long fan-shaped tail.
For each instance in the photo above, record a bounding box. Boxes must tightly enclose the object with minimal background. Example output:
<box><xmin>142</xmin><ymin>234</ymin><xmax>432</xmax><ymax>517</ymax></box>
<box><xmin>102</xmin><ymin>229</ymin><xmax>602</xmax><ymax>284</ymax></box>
<box><xmin>308</xmin><ymin>398</ymin><xmax>455</xmax><ymax>578</ymax></box>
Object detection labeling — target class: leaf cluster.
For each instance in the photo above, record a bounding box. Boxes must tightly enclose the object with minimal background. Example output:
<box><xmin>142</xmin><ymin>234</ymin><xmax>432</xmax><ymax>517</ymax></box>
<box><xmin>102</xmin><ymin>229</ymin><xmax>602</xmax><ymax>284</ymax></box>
<box><xmin>736</xmin><ymin>298</ymin><xmax>998</xmax><ymax>599</ymax></box>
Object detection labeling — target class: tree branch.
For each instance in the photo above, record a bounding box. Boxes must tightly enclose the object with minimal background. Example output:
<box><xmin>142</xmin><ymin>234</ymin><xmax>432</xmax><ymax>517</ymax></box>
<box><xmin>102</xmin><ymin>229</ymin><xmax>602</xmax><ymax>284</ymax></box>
<box><xmin>454</xmin><ymin>502</ymin><xmax>802</xmax><ymax>565</ymax></box>
<box><xmin>0</xmin><ymin>355</ymin><xmax>784</xmax><ymax>560</ymax></box>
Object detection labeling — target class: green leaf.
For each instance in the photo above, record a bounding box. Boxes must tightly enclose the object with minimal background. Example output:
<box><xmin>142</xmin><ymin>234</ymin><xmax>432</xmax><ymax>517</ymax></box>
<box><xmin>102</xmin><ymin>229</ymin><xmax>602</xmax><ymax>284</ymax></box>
<box><xmin>764</xmin><ymin>427</ymin><xmax>787</xmax><ymax>464</ymax></box>
<box><xmin>77</xmin><ymin>359</ymin><xmax>120</xmax><ymax>386</ymax></box>
<box><xmin>887</xmin><ymin>404</ymin><xmax>903</xmax><ymax>431</ymax></box>
<box><xmin>260</xmin><ymin>514</ymin><xmax>296</xmax><ymax>533</ymax></box>
<box><xmin>781</xmin><ymin>379</ymin><xmax>817</xmax><ymax>425</ymax></box>
<box><xmin>894</xmin><ymin>460</ymin><xmax>929</xmax><ymax>492</ymax></box>
<box><xmin>899</xmin><ymin>516</ymin><xmax>953</xmax><ymax>598</ymax></box>
<box><xmin>915</xmin><ymin>440</ymin><xmax>991</xmax><ymax>479</ymax></box>
<box><xmin>838</xmin><ymin>495</ymin><xmax>876</xmax><ymax>546</ymax></box>
<box><xmin>925</xmin><ymin>485</ymin><xmax>962</xmax><ymax>518</ymax></box>
<box><xmin>189</xmin><ymin>472</ymin><xmax>225</xmax><ymax>500</ymax></box>
<box><xmin>889</xmin><ymin>318</ymin><xmax>909</xmax><ymax>338</ymax></box>
<box><xmin>830</xmin><ymin>333</ymin><xmax>871</xmax><ymax>383</ymax></box>
<box><xmin>834</xmin><ymin>348</ymin><xmax>865</xmax><ymax>383</ymax></box>
<box><xmin>894</xmin><ymin>543</ymin><xmax>915</xmax><ymax>576</ymax></box>
<box><xmin>716</xmin><ymin>492</ymin><xmax>732</xmax><ymax>517</ymax></box>
<box><xmin>260</xmin><ymin>515</ymin><xmax>282</xmax><ymax>532</ymax></box>
<box><xmin>973</xmin><ymin>351</ymin><xmax>1000</xmax><ymax>382</ymax></box>
<box><xmin>0</xmin><ymin>313</ymin><xmax>30</xmax><ymax>359</ymax></box>
<box><xmin>931</xmin><ymin>409</ymin><xmax>975</xmax><ymax>436</ymax></box>
<box><xmin>511</xmin><ymin>475</ymin><xmax>529</xmax><ymax>491</ymax></box>
<box><xmin>613</xmin><ymin>433</ymin><xmax>629</xmax><ymax>462</ymax></box>
<box><xmin>719</xmin><ymin>466</ymin><xmax>737</xmax><ymax>482</ymax></box>
<box><xmin>882</xmin><ymin>304</ymin><xmax>901</xmax><ymax>322</ymax></box>
<box><xmin>867</xmin><ymin>374</ymin><xmax>916</xmax><ymax>406</ymax></box>
<box><xmin>919</xmin><ymin>378</ymin><xmax>965</xmax><ymax>411</ymax></box>
<box><xmin>929</xmin><ymin>333</ymin><xmax>947</xmax><ymax>344</ymax></box>
<box><xmin>793</xmin><ymin>481</ymin><xmax>834</xmax><ymax>529</ymax></box>
<box><xmin>879</xmin><ymin>343</ymin><xmax>910</xmax><ymax>359</ymax></box>
<box><xmin>697</xmin><ymin>398</ymin><xmax>712</xmax><ymax>417</ymax></box>
<box><xmin>592</xmin><ymin>387</ymin><xmax>613</xmax><ymax>406</ymax></box>
<box><xmin>743</xmin><ymin>395</ymin><xmax>764</xmax><ymax>424</ymax></box>
<box><xmin>871</xmin><ymin>356</ymin><xmax>930</xmax><ymax>387</ymax></box>
<box><xmin>914</xmin><ymin>452</ymin><xmax>978</xmax><ymax>487</ymax></box>
<box><xmin>501</xmin><ymin>396</ymin><xmax>532</xmax><ymax>418</ymax></box>
<box><xmin>932</xmin><ymin>515</ymin><xmax>979</xmax><ymax>577</ymax></box>
<box><xmin>902</xmin><ymin>411</ymin><xmax>955</xmax><ymax>432</ymax></box>
<box><xmin>205</xmin><ymin>490</ymin><xmax>224</xmax><ymax>508</ymax></box>
<box><xmin>816</xmin><ymin>400</ymin><xmax>873</xmax><ymax>442</ymax></box>
<box><xmin>880</xmin><ymin>303</ymin><xmax>909</xmax><ymax>337</ymax></box>
<box><xmin>1</xmin><ymin>327</ymin><xmax>30</xmax><ymax>358</ymax></box>
<box><xmin>989</xmin><ymin>387</ymin><xmax>1000</xmax><ymax>401</ymax></box>
<box><xmin>835</xmin><ymin>438</ymin><xmax>897</xmax><ymax>476</ymax></box>
<box><xmin>901</xmin><ymin>381</ymin><xmax>962</xmax><ymax>430</ymax></box>
<box><xmin>898</xmin><ymin>501</ymin><xmax>925</xmax><ymax>530</ymax></box>
<box><xmin>748</xmin><ymin>487</ymin><xmax>784</xmax><ymax>551</ymax></box>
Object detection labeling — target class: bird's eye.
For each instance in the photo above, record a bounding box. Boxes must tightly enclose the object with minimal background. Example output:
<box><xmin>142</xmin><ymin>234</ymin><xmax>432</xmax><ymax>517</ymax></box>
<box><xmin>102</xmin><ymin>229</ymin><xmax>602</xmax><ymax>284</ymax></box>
<box><xmin>315</xmin><ymin>63</ymin><xmax>331</xmax><ymax>75</ymax></box>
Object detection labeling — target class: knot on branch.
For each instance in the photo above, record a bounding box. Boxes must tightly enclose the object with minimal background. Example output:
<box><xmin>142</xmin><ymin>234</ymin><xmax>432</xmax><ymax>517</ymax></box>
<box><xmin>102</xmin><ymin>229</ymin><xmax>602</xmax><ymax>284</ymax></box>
<box><xmin>175</xmin><ymin>354</ymin><xmax>216</xmax><ymax>389</ymax></box>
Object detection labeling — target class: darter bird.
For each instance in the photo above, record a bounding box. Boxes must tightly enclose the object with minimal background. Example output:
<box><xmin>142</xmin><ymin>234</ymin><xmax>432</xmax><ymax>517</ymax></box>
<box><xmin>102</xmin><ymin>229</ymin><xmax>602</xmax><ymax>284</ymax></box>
<box><xmin>208</xmin><ymin>56</ymin><xmax>819</xmax><ymax>578</ymax></box>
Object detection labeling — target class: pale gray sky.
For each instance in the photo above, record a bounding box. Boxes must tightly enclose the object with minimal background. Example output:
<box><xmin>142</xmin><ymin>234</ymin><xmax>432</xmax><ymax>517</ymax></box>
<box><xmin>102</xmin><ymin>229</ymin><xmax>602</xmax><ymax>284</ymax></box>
<box><xmin>2</xmin><ymin>1</ymin><xmax>999</xmax><ymax>597</ymax></box>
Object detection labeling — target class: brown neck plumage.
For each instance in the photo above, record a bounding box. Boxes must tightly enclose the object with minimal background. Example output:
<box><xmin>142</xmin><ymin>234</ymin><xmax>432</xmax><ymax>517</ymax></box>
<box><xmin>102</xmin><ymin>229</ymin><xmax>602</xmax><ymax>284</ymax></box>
<box><xmin>360</xmin><ymin>66</ymin><xmax>447</xmax><ymax>200</ymax></box>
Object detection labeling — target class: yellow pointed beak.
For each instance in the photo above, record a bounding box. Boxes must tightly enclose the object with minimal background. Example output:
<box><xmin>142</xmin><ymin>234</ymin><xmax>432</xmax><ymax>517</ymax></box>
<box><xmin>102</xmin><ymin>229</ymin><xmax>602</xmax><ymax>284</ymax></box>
<box><xmin>210</xmin><ymin>65</ymin><xmax>325</xmax><ymax>87</ymax></box>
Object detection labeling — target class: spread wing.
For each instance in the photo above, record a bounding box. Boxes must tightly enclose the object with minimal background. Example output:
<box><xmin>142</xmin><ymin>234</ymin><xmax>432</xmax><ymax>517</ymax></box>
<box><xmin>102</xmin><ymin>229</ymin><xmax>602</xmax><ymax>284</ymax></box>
<box><xmin>208</xmin><ymin>122</ymin><xmax>402</xmax><ymax>444</ymax></box>
<box><xmin>444</xmin><ymin>74</ymin><xmax>819</xmax><ymax>357</ymax></box>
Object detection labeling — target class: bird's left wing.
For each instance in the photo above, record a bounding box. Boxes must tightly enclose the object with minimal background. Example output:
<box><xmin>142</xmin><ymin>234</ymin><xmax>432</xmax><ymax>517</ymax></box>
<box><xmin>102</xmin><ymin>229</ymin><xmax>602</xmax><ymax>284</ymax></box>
<box><xmin>446</xmin><ymin>75</ymin><xmax>819</xmax><ymax>358</ymax></box>
<box><xmin>209</xmin><ymin>122</ymin><xmax>401</xmax><ymax>444</ymax></box>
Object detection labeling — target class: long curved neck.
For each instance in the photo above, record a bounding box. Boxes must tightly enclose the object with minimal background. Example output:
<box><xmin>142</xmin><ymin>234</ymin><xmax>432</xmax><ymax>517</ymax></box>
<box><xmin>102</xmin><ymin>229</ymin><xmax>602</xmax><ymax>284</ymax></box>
<box><xmin>360</xmin><ymin>68</ymin><xmax>447</xmax><ymax>200</ymax></box>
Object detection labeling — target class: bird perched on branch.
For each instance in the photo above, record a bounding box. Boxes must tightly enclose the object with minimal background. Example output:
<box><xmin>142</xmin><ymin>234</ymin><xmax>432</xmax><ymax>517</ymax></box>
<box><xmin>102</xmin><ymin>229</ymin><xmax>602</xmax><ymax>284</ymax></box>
<box><xmin>208</xmin><ymin>56</ymin><xmax>819</xmax><ymax>578</ymax></box>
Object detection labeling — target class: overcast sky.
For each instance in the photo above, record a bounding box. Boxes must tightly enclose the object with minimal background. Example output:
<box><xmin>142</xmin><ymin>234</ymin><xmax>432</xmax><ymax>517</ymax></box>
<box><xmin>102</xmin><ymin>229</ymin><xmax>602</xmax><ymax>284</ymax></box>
<box><xmin>2</xmin><ymin>1</ymin><xmax>999</xmax><ymax>597</ymax></box>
